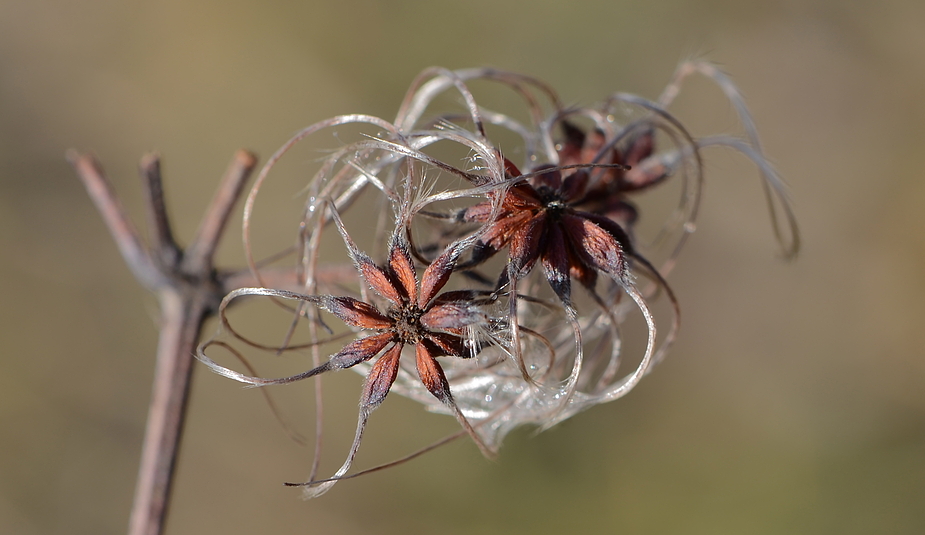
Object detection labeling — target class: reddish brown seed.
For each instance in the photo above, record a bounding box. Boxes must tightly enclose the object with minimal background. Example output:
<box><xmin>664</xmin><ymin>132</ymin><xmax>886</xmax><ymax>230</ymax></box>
<box><xmin>503</xmin><ymin>184</ymin><xmax>543</xmax><ymax>211</ymax></box>
<box><xmin>621</xmin><ymin>156</ymin><xmax>669</xmax><ymax>191</ymax></box>
<box><xmin>461</xmin><ymin>200</ymin><xmax>499</xmax><ymax>224</ymax></box>
<box><xmin>561</xmin><ymin>214</ymin><xmax>626</xmax><ymax>279</ymax></box>
<box><xmin>559</xmin><ymin>170</ymin><xmax>589</xmax><ymax>204</ymax></box>
<box><xmin>558</xmin><ymin>120</ymin><xmax>587</xmax><ymax>167</ymax></box>
<box><xmin>502</xmin><ymin>157</ymin><xmax>523</xmax><ymax>178</ymax></box>
<box><xmin>323</xmin><ymin>296</ymin><xmax>392</xmax><ymax>329</ymax></box>
<box><xmin>415</xmin><ymin>342</ymin><xmax>453</xmax><ymax>404</ymax></box>
<box><xmin>623</xmin><ymin>130</ymin><xmax>655</xmax><ymax>167</ymax></box>
<box><xmin>360</xmin><ymin>342</ymin><xmax>403</xmax><ymax>410</ymax></box>
<box><xmin>327</xmin><ymin>332</ymin><xmax>396</xmax><ymax>371</ymax></box>
<box><xmin>530</xmin><ymin>165</ymin><xmax>562</xmax><ymax>193</ymax></box>
<box><xmin>417</xmin><ymin>243</ymin><xmax>460</xmax><ymax>308</ymax></box>
<box><xmin>420</xmin><ymin>302</ymin><xmax>482</xmax><ymax>331</ymax></box>
<box><xmin>356</xmin><ymin>254</ymin><xmax>403</xmax><ymax>304</ymax></box>
<box><xmin>540</xmin><ymin>222</ymin><xmax>571</xmax><ymax>304</ymax></box>
<box><xmin>479</xmin><ymin>209</ymin><xmax>532</xmax><ymax>250</ymax></box>
<box><xmin>424</xmin><ymin>331</ymin><xmax>468</xmax><ymax>357</ymax></box>
<box><xmin>388</xmin><ymin>241</ymin><xmax>418</xmax><ymax>303</ymax></box>
<box><xmin>568</xmin><ymin>245</ymin><xmax>598</xmax><ymax>289</ymax></box>
<box><xmin>508</xmin><ymin>211</ymin><xmax>546</xmax><ymax>278</ymax></box>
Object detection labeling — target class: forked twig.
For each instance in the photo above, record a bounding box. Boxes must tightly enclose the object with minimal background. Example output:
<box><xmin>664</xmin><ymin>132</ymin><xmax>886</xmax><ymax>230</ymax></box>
<box><xmin>67</xmin><ymin>149</ymin><xmax>260</xmax><ymax>535</ymax></box>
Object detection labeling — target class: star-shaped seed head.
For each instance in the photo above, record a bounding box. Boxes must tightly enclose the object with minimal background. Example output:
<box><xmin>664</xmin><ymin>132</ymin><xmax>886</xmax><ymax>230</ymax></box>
<box><xmin>326</xmin><ymin>232</ymin><xmax>484</xmax><ymax>412</ymax></box>
<box><xmin>556</xmin><ymin>120</ymin><xmax>678</xmax><ymax>228</ymax></box>
<box><xmin>199</xmin><ymin>219</ymin><xmax>495</xmax><ymax>497</ymax></box>
<box><xmin>460</xmin><ymin>156</ymin><xmax>635</xmax><ymax>314</ymax></box>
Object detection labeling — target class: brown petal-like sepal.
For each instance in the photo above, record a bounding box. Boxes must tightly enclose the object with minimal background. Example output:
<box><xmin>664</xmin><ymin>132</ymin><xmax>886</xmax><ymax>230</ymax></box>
<box><xmin>569</xmin><ymin>247</ymin><xmax>598</xmax><ymax>290</ymax></box>
<box><xmin>504</xmin><ymin>184</ymin><xmax>543</xmax><ymax>211</ymax></box>
<box><xmin>355</xmin><ymin>252</ymin><xmax>403</xmax><ymax>304</ymax></box>
<box><xmin>424</xmin><ymin>332</ymin><xmax>468</xmax><ymax>358</ymax></box>
<box><xmin>508</xmin><ymin>211</ymin><xmax>546</xmax><ymax>279</ymax></box>
<box><xmin>581</xmin><ymin>128</ymin><xmax>607</xmax><ymax>165</ymax></box>
<box><xmin>502</xmin><ymin>157</ymin><xmax>523</xmax><ymax>179</ymax></box>
<box><xmin>479</xmin><ymin>210</ymin><xmax>531</xmax><ymax>250</ymax></box>
<box><xmin>321</xmin><ymin>296</ymin><xmax>392</xmax><ymax>329</ymax></box>
<box><xmin>558</xmin><ymin>120</ymin><xmax>587</xmax><ymax>166</ymax></box>
<box><xmin>579</xmin><ymin>211</ymin><xmax>635</xmax><ymax>256</ymax></box>
<box><xmin>415</xmin><ymin>342</ymin><xmax>453</xmax><ymax>405</ymax></box>
<box><xmin>326</xmin><ymin>332</ymin><xmax>395</xmax><ymax>371</ymax></box>
<box><xmin>621</xmin><ymin>155</ymin><xmax>670</xmax><ymax>191</ymax></box>
<box><xmin>418</xmin><ymin>241</ymin><xmax>462</xmax><ymax>308</ymax></box>
<box><xmin>562</xmin><ymin>213</ymin><xmax>627</xmax><ymax>282</ymax></box>
<box><xmin>623</xmin><ymin>129</ymin><xmax>655</xmax><ymax>167</ymax></box>
<box><xmin>420</xmin><ymin>302</ymin><xmax>483</xmax><ymax>331</ymax></box>
<box><xmin>461</xmin><ymin>200</ymin><xmax>497</xmax><ymax>224</ymax></box>
<box><xmin>541</xmin><ymin>222</ymin><xmax>573</xmax><ymax>311</ymax></box>
<box><xmin>559</xmin><ymin>169</ymin><xmax>589</xmax><ymax>204</ymax></box>
<box><xmin>359</xmin><ymin>342</ymin><xmax>403</xmax><ymax>411</ymax></box>
<box><xmin>530</xmin><ymin>164</ymin><xmax>562</xmax><ymax>192</ymax></box>
<box><xmin>388</xmin><ymin>238</ymin><xmax>418</xmax><ymax>303</ymax></box>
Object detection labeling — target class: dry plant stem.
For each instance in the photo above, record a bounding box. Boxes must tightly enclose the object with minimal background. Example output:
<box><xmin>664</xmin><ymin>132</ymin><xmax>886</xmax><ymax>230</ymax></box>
<box><xmin>67</xmin><ymin>149</ymin><xmax>257</xmax><ymax>535</ymax></box>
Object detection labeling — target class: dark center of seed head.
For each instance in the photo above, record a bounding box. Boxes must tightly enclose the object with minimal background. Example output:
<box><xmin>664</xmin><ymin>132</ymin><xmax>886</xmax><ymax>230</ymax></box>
<box><xmin>390</xmin><ymin>304</ymin><xmax>425</xmax><ymax>344</ymax></box>
<box><xmin>538</xmin><ymin>188</ymin><xmax>567</xmax><ymax>219</ymax></box>
<box><xmin>545</xmin><ymin>199</ymin><xmax>566</xmax><ymax>212</ymax></box>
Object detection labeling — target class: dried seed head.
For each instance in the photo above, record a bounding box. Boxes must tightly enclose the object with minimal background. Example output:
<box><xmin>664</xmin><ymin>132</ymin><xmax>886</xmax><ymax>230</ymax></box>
<box><xmin>198</xmin><ymin>62</ymin><xmax>798</xmax><ymax>497</ymax></box>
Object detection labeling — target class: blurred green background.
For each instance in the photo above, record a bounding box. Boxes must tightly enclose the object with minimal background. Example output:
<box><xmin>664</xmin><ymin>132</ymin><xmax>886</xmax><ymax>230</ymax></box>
<box><xmin>3</xmin><ymin>0</ymin><xmax>924</xmax><ymax>533</ymax></box>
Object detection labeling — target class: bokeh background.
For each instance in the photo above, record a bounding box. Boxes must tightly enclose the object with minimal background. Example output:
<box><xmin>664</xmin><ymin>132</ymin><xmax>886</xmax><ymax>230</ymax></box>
<box><xmin>3</xmin><ymin>1</ymin><xmax>924</xmax><ymax>533</ymax></box>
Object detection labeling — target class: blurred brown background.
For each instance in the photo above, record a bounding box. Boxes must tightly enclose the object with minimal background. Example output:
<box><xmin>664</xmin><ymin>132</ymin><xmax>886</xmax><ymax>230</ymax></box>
<box><xmin>2</xmin><ymin>1</ymin><xmax>924</xmax><ymax>533</ymax></box>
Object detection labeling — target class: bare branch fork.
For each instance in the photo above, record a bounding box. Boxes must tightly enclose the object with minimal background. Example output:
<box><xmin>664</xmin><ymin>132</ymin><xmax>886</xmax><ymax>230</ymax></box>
<box><xmin>67</xmin><ymin>149</ymin><xmax>259</xmax><ymax>535</ymax></box>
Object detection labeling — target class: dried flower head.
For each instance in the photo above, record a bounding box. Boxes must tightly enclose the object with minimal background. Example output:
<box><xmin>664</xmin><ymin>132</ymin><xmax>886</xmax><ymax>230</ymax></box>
<box><xmin>197</xmin><ymin>63</ymin><xmax>798</xmax><ymax>497</ymax></box>
<box><xmin>458</xmin><ymin>156</ymin><xmax>639</xmax><ymax>316</ymax></box>
<box><xmin>200</xmin><ymin>209</ymin><xmax>498</xmax><ymax>496</ymax></box>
